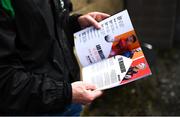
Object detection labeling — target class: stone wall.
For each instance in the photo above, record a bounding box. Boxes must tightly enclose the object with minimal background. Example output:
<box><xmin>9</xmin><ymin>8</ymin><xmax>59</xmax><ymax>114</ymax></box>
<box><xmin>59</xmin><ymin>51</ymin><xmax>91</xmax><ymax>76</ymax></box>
<box><xmin>126</xmin><ymin>0</ymin><xmax>177</xmax><ymax>48</ymax></box>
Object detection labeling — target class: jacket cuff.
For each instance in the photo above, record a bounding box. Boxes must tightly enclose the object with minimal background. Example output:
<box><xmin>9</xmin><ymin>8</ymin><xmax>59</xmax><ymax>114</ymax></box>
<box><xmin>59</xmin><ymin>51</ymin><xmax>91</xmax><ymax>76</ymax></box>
<box><xmin>69</xmin><ymin>14</ymin><xmax>82</xmax><ymax>33</ymax></box>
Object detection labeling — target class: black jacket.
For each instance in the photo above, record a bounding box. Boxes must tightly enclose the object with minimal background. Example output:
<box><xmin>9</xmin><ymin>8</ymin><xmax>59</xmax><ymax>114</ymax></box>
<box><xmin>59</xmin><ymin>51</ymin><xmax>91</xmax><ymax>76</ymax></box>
<box><xmin>0</xmin><ymin>0</ymin><xmax>81</xmax><ymax>115</ymax></box>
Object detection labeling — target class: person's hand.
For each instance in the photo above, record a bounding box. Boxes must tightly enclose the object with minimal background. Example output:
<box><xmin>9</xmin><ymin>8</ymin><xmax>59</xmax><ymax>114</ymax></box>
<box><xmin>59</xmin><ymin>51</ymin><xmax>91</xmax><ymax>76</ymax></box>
<box><xmin>78</xmin><ymin>12</ymin><xmax>110</xmax><ymax>29</ymax></box>
<box><xmin>71</xmin><ymin>81</ymin><xmax>103</xmax><ymax>105</ymax></box>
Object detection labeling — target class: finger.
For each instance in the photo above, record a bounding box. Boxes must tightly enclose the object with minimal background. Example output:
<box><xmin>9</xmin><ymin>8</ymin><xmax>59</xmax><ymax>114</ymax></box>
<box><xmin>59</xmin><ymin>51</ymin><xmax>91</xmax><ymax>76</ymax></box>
<box><xmin>93</xmin><ymin>90</ymin><xmax>103</xmax><ymax>98</ymax></box>
<box><xmin>91</xmin><ymin>12</ymin><xmax>110</xmax><ymax>17</ymax></box>
<box><xmin>86</xmin><ymin>15</ymin><xmax>101</xmax><ymax>29</ymax></box>
<box><xmin>96</xmin><ymin>12</ymin><xmax>110</xmax><ymax>17</ymax></box>
<box><xmin>84</xmin><ymin>83</ymin><xmax>97</xmax><ymax>90</ymax></box>
<box><xmin>94</xmin><ymin>12</ymin><xmax>110</xmax><ymax>19</ymax></box>
<box><xmin>95</xmin><ymin>15</ymin><xmax>103</xmax><ymax>22</ymax></box>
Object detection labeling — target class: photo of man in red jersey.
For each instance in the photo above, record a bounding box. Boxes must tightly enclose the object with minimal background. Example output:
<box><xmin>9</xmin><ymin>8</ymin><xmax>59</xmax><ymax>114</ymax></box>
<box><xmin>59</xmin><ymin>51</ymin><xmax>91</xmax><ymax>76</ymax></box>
<box><xmin>105</xmin><ymin>34</ymin><xmax>137</xmax><ymax>57</ymax></box>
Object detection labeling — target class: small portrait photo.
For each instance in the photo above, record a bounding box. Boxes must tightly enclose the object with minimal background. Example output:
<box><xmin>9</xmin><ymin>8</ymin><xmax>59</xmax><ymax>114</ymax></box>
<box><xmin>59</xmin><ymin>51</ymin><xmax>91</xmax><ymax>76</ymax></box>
<box><xmin>104</xmin><ymin>34</ymin><xmax>115</xmax><ymax>43</ymax></box>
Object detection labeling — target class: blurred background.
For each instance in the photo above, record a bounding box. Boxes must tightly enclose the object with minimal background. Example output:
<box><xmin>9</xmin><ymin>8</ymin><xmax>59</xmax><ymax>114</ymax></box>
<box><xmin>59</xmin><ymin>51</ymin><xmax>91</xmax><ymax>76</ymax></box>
<box><xmin>72</xmin><ymin>0</ymin><xmax>180</xmax><ymax>116</ymax></box>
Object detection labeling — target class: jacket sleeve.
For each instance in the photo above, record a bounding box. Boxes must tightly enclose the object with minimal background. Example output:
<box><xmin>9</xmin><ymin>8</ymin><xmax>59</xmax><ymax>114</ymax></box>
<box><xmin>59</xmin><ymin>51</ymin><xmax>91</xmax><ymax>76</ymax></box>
<box><xmin>0</xmin><ymin>6</ymin><xmax>72</xmax><ymax>115</ymax></box>
<box><xmin>66</xmin><ymin>1</ymin><xmax>82</xmax><ymax>33</ymax></box>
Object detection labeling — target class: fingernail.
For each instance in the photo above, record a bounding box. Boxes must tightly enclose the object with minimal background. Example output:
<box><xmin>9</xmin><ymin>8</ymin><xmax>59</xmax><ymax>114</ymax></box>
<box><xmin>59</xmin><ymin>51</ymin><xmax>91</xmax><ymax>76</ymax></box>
<box><xmin>97</xmin><ymin>25</ymin><xmax>101</xmax><ymax>29</ymax></box>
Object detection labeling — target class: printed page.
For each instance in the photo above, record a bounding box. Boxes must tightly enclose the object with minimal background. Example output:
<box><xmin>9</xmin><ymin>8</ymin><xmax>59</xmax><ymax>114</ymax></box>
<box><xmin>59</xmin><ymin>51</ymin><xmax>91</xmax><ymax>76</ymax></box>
<box><xmin>74</xmin><ymin>10</ymin><xmax>134</xmax><ymax>67</ymax></box>
<box><xmin>82</xmin><ymin>55</ymin><xmax>132</xmax><ymax>90</ymax></box>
